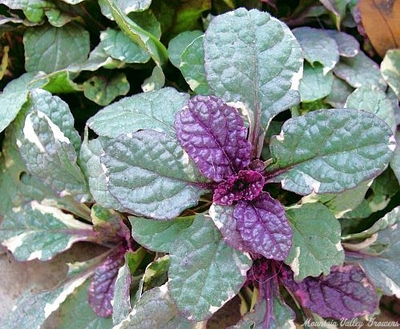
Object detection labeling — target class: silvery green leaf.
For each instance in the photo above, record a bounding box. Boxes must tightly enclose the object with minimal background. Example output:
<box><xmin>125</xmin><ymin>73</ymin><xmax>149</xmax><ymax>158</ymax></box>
<box><xmin>168</xmin><ymin>30</ymin><xmax>203</xmax><ymax>68</ymax></box>
<box><xmin>299</xmin><ymin>62</ymin><xmax>333</xmax><ymax>102</ymax></box>
<box><xmin>324</xmin><ymin>76</ymin><xmax>354</xmax><ymax>108</ymax></box>
<box><xmin>381</xmin><ymin>49</ymin><xmax>400</xmax><ymax>99</ymax></box>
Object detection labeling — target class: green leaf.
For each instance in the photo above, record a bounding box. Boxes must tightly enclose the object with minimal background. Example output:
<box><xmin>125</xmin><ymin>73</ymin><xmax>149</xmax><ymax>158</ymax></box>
<box><xmin>58</xmin><ymin>279</ymin><xmax>113</xmax><ymax>329</ymax></box>
<box><xmin>345</xmin><ymin>85</ymin><xmax>396</xmax><ymax>133</ymax></box>
<box><xmin>17</xmin><ymin>110</ymin><xmax>89</xmax><ymax>202</ymax></box>
<box><xmin>115</xmin><ymin>284</ymin><xmax>195</xmax><ymax>329</ymax></box>
<box><xmin>390</xmin><ymin>131</ymin><xmax>400</xmax><ymax>184</ymax></box>
<box><xmin>203</xmin><ymin>8</ymin><xmax>303</xmax><ymax>132</ymax></box>
<box><xmin>284</xmin><ymin>203</ymin><xmax>344</xmax><ymax>281</ymax></box>
<box><xmin>180</xmin><ymin>35</ymin><xmax>212</xmax><ymax>95</ymax></box>
<box><xmin>101</xmin><ymin>130</ymin><xmax>208</xmax><ymax>220</ymax></box>
<box><xmin>87</xmin><ymin>87</ymin><xmax>189</xmax><ymax>138</ymax></box>
<box><xmin>129</xmin><ymin>216</ymin><xmax>194</xmax><ymax>252</ymax></box>
<box><xmin>79</xmin><ymin>136</ymin><xmax>123</xmax><ymax>210</ymax></box>
<box><xmin>142</xmin><ymin>255</ymin><xmax>170</xmax><ymax>291</ymax></box>
<box><xmin>168</xmin><ymin>30</ymin><xmax>203</xmax><ymax>68</ymax></box>
<box><xmin>381</xmin><ymin>49</ymin><xmax>400</xmax><ymax>99</ymax></box>
<box><xmin>0</xmin><ymin>201</ymin><xmax>94</xmax><ymax>261</ymax></box>
<box><xmin>101</xmin><ymin>0</ymin><xmax>168</xmax><ymax>66</ymax></box>
<box><xmin>0</xmin><ymin>0</ymin><xmax>51</xmax><ymax>23</ymax></box>
<box><xmin>35</xmin><ymin>71</ymin><xmax>80</xmax><ymax>93</ymax></box>
<box><xmin>112</xmin><ymin>263</ymin><xmax>132</xmax><ymax>325</ymax></box>
<box><xmin>83</xmin><ymin>72</ymin><xmax>130</xmax><ymax>106</ymax></box>
<box><xmin>24</xmin><ymin>23</ymin><xmax>90</xmax><ymax>73</ymax></box>
<box><xmin>299</xmin><ymin>62</ymin><xmax>333</xmax><ymax>102</ymax></box>
<box><xmin>324</xmin><ymin>75</ymin><xmax>354</xmax><ymax>108</ymax></box>
<box><xmin>267</xmin><ymin>109</ymin><xmax>396</xmax><ymax>195</ymax></box>
<box><xmin>293</xmin><ymin>27</ymin><xmax>339</xmax><ymax>70</ymax></box>
<box><xmin>169</xmin><ymin>214</ymin><xmax>252</xmax><ymax>321</ymax></box>
<box><xmin>100</xmin><ymin>28</ymin><xmax>151</xmax><ymax>63</ymax></box>
<box><xmin>141</xmin><ymin>65</ymin><xmax>165</xmax><ymax>92</ymax></box>
<box><xmin>333</xmin><ymin>52</ymin><xmax>386</xmax><ymax>90</ymax></box>
<box><xmin>99</xmin><ymin>0</ymin><xmax>152</xmax><ymax>19</ymax></box>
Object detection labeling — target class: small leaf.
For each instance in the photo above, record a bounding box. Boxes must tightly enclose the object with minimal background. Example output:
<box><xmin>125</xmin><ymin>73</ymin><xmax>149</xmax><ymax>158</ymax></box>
<box><xmin>325</xmin><ymin>30</ymin><xmax>359</xmax><ymax>58</ymax></box>
<box><xmin>83</xmin><ymin>72</ymin><xmax>130</xmax><ymax>106</ymax></box>
<box><xmin>381</xmin><ymin>49</ymin><xmax>400</xmax><ymax>99</ymax></box>
<box><xmin>169</xmin><ymin>214</ymin><xmax>252</xmax><ymax>321</ymax></box>
<box><xmin>101</xmin><ymin>130</ymin><xmax>207</xmax><ymax>220</ymax></box>
<box><xmin>88</xmin><ymin>87</ymin><xmax>189</xmax><ymax>138</ymax></box>
<box><xmin>99</xmin><ymin>0</ymin><xmax>152</xmax><ymax>19</ymax></box>
<box><xmin>114</xmin><ymin>284</ymin><xmax>194</xmax><ymax>329</ymax></box>
<box><xmin>89</xmin><ymin>245</ymin><xmax>126</xmax><ymax>317</ymax></box>
<box><xmin>58</xmin><ymin>280</ymin><xmax>113</xmax><ymax>329</ymax></box>
<box><xmin>175</xmin><ymin>95</ymin><xmax>252</xmax><ymax>182</ymax></box>
<box><xmin>267</xmin><ymin>109</ymin><xmax>396</xmax><ymax>195</ymax></box>
<box><xmin>203</xmin><ymin>8</ymin><xmax>303</xmax><ymax>132</ymax></box>
<box><xmin>345</xmin><ymin>85</ymin><xmax>396</xmax><ymax>133</ymax></box>
<box><xmin>299</xmin><ymin>62</ymin><xmax>333</xmax><ymax>102</ymax></box>
<box><xmin>284</xmin><ymin>203</ymin><xmax>344</xmax><ymax>281</ymax></box>
<box><xmin>129</xmin><ymin>216</ymin><xmax>194</xmax><ymax>253</ymax></box>
<box><xmin>180</xmin><ymin>35</ymin><xmax>212</xmax><ymax>95</ymax></box>
<box><xmin>333</xmin><ymin>51</ymin><xmax>386</xmax><ymax>90</ymax></box>
<box><xmin>168</xmin><ymin>30</ymin><xmax>203</xmax><ymax>68</ymax></box>
<box><xmin>282</xmin><ymin>265</ymin><xmax>379</xmax><ymax>319</ymax></box>
<box><xmin>234</xmin><ymin>192</ymin><xmax>292</xmax><ymax>261</ymax></box>
<box><xmin>359</xmin><ymin>0</ymin><xmax>400</xmax><ymax>57</ymax></box>
<box><xmin>141</xmin><ymin>65</ymin><xmax>165</xmax><ymax>92</ymax></box>
<box><xmin>24</xmin><ymin>23</ymin><xmax>90</xmax><ymax>73</ymax></box>
<box><xmin>293</xmin><ymin>27</ymin><xmax>339</xmax><ymax>71</ymax></box>
<box><xmin>0</xmin><ymin>201</ymin><xmax>94</xmax><ymax>261</ymax></box>
<box><xmin>112</xmin><ymin>263</ymin><xmax>132</xmax><ymax>325</ymax></box>
<box><xmin>18</xmin><ymin>110</ymin><xmax>88</xmax><ymax>202</ymax></box>
<box><xmin>100</xmin><ymin>28</ymin><xmax>151</xmax><ymax>63</ymax></box>
<box><xmin>324</xmin><ymin>76</ymin><xmax>354</xmax><ymax>108</ymax></box>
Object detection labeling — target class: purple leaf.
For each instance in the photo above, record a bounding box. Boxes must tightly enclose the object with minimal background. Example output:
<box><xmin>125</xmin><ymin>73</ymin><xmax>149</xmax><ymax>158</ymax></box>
<box><xmin>234</xmin><ymin>192</ymin><xmax>292</xmax><ymax>261</ymax></box>
<box><xmin>88</xmin><ymin>245</ymin><xmax>126</xmax><ymax>317</ymax></box>
<box><xmin>175</xmin><ymin>95</ymin><xmax>252</xmax><ymax>182</ymax></box>
<box><xmin>213</xmin><ymin>170</ymin><xmax>265</xmax><ymax>205</ymax></box>
<box><xmin>282</xmin><ymin>265</ymin><xmax>379</xmax><ymax>319</ymax></box>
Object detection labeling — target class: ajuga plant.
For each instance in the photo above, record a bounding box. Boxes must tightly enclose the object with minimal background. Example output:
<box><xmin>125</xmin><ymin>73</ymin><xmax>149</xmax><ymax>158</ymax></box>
<box><xmin>1</xmin><ymin>0</ymin><xmax>400</xmax><ymax>328</ymax></box>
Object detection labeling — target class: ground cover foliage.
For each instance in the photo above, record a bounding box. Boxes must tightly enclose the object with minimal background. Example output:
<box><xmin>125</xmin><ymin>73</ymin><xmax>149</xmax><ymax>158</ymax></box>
<box><xmin>1</xmin><ymin>0</ymin><xmax>400</xmax><ymax>328</ymax></box>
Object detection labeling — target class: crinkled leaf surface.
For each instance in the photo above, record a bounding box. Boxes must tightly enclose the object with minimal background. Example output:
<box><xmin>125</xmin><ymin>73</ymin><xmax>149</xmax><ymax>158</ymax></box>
<box><xmin>169</xmin><ymin>214</ymin><xmax>252</xmax><ymax>321</ymax></box>
<box><xmin>203</xmin><ymin>8</ymin><xmax>303</xmax><ymax>131</ymax></box>
<box><xmin>345</xmin><ymin>85</ymin><xmax>396</xmax><ymax>133</ymax></box>
<box><xmin>58</xmin><ymin>280</ymin><xmax>113</xmax><ymax>329</ymax></box>
<box><xmin>88</xmin><ymin>88</ymin><xmax>189</xmax><ymax>138</ymax></box>
<box><xmin>234</xmin><ymin>192</ymin><xmax>292</xmax><ymax>261</ymax></box>
<box><xmin>168</xmin><ymin>30</ymin><xmax>203</xmax><ymax>68</ymax></box>
<box><xmin>101</xmin><ymin>130</ymin><xmax>207</xmax><ymax>220</ymax></box>
<box><xmin>267</xmin><ymin>109</ymin><xmax>396</xmax><ymax>195</ymax></box>
<box><xmin>79</xmin><ymin>136</ymin><xmax>122</xmax><ymax>210</ymax></box>
<box><xmin>0</xmin><ymin>201</ymin><xmax>94</xmax><ymax>261</ymax></box>
<box><xmin>175</xmin><ymin>95</ymin><xmax>252</xmax><ymax>182</ymax></box>
<box><xmin>282</xmin><ymin>265</ymin><xmax>379</xmax><ymax>319</ymax></box>
<box><xmin>100</xmin><ymin>28</ymin><xmax>151</xmax><ymax>64</ymax></box>
<box><xmin>299</xmin><ymin>62</ymin><xmax>333</xmax><ymax>102</ymax></box>
<box><xmin>24</xmin><ymin>23</ymin><xmax>90</xmax><ymax>73</ymax></box>
<box><xmin>381</xmin><ymin>49</ymin><xmax>400</xmax><ymax>99</ymax></box>
<box><xmin>333</xmin><ymin>51</ymin><xmax>386</xmax><ymax>90</ymax></box>
<box><xmin>129</xmin><ymin>216</ymin><xmax>193</xmax><ymax>253</ymax></box>
<box><xmin>83</xmin><ymin>72</ymin><xmax>130</xmax><ymax>106</ymax></box>
<box><xmin>114</xmin><ymin>284</ymin><xmax>194</xmax><ymax>329</ymax></box>
<box><xmin>325</xmin><ymin>30</ymin><xmax>359</xmax><ymax>58</ymax></box>
<box><xmin>18</xmin><ymin>110</ymin><xmax>89</xmax><ymax>202</ymax></box>
<box><xmin>210</xmin><ymin>204</ymin><xmax>248</xmax><ymax>252</ymax></box>
<box><xmin>284</xmin><ymin>203</ymin><xmax>344</xmax><ymax>281</ymax></box>
<box><xmin>293</xmin><ymin>27</ymin><xmax>339</xmax><ymax>70</ymax></box>
<box><xmin>88</xmin><ymin>245</ymin><xmax>126</xmax><ymax>317</ymax></box>
<box><xmin>180</xmin><ymin>35</ymin><xmax>212</xmax><ymax>95</ymax></box>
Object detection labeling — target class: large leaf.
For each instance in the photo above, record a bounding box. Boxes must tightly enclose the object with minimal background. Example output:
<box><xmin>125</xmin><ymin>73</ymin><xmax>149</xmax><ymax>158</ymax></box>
<box><xmin>129</xmin><ymin>216</ymin><xmax>194</xmax><ymax>253</ymax></box>
<box><xmin>18</xmin><ymin>110</ymin><xmax>89</xmax><ymax>202</ymax></box>
<box><xmin>234</xmin><ymin>192</ymin><xmax>292</xmax><ymax>261</ymax></box>
<box><xmin>284</xmin><ymin>203</ymin><xmax>344</xmax><ymax>281</ymax></box>
<box><xmin>169</xmin><ymin>214</ymin><xmax>252</xmax><ymax>321</ymax></box>
<box><xmin>114</xmin><ymin>284</ymin><xmax>195</xmax><ymax>329</ymax></box>
<box><xmin>101</xmin><ymin>130</ymin><xmax>207</xmax><ymax>220</ymax></box>
<box><xmin>203</xmin><ymin>8</ymin><xmax>303</xmax><ymax>133</ymax></box>
<box><xmin>175</xmin><ymin>95</ymin><xmax>252</xmax><ymax>182</ymax></box>
<box><xmin>266</xmin><ymin>109</ymin><xmax>396</xmax><ymax>195</ymax></box>
<box><xmin>345</xmin><ymin>85</ymin><xmax>396</xmax><ymax>133</ymax></box>
<box><xmin>282</xmin><ymin>265</ymin><xmax>379</xmax><ymax>320</ymax></box>
<box><xmin>87</xmin><ymin>88</ymin><xmax>189</xmax><ymax>138</ymax></box>
<box><xmin>0</xmin><ymin>201</ymin><xmax>94</xmax><ymax>261</ymax></box>
<box><xmin>381</xmin><ymin>49</ymin><xmax>400</xmax><ymax>99</ymax></box>
<box><xmin>24</xmin><ymin>23</ymin><xmax>90</xmax><ymax>73</ymax></box>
